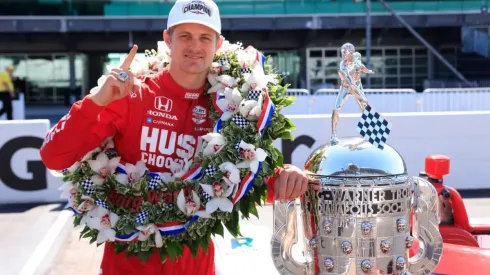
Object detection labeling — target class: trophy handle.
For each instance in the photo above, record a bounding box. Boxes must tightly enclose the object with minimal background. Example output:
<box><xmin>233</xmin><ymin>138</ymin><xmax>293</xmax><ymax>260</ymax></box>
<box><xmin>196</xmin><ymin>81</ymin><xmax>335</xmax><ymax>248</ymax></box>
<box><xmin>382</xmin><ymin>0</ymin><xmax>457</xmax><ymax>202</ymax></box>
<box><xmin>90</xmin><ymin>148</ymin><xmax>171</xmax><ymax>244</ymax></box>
<box><xmin>408</xmin><ymin>176</ymin><xmax>444</xmax><ymax>274</ymax></box>
<box><xmin>270</xmin><ymin>200</ymin><xmax>309</xmax><ymax>275</ymax></box>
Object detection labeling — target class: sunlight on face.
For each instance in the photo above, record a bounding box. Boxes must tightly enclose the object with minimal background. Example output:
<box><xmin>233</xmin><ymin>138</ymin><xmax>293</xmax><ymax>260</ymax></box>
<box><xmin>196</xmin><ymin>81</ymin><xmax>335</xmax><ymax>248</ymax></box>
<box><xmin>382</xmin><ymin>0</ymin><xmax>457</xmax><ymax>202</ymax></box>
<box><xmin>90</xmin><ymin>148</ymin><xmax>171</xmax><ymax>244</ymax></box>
<box><xmin>164</xmin><ymin>23</ymin><xmax>223</xmax><ymax>75</ymax></box>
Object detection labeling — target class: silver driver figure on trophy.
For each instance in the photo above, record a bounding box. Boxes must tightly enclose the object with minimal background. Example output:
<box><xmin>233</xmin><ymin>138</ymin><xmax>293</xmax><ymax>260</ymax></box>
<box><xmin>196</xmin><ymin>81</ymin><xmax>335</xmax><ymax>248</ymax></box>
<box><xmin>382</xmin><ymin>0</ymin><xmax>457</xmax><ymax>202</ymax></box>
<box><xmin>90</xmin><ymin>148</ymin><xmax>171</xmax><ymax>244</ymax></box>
<box><xmin>331</xmin><ymin>43</ymin><xmax>375</xmax><ymax>145</ymax></box>
<box><xmin>270</xmin><ymin>43</ymin><xmax>443</xmax><ymax>275</ymax></box>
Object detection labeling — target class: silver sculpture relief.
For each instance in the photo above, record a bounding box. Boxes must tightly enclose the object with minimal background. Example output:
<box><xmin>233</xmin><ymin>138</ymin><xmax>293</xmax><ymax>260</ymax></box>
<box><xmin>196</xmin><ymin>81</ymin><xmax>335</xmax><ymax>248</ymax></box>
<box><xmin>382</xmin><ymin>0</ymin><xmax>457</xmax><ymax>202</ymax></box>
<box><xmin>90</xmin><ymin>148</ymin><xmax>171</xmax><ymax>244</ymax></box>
<box><xmin>270</xmin><ymin>43</ymin><xmax>443</xmax><ymax>275</ymax></box>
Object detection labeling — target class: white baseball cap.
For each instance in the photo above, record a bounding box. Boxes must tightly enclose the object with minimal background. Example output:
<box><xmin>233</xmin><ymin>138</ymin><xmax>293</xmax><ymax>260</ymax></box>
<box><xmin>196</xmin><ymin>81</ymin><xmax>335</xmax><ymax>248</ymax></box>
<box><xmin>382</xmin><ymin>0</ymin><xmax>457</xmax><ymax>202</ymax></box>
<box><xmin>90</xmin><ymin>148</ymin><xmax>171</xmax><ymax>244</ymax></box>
<box><xmin>167</xmin><ymin>0</ymin><xmax>221</xmax><ymax>34</ymax></box>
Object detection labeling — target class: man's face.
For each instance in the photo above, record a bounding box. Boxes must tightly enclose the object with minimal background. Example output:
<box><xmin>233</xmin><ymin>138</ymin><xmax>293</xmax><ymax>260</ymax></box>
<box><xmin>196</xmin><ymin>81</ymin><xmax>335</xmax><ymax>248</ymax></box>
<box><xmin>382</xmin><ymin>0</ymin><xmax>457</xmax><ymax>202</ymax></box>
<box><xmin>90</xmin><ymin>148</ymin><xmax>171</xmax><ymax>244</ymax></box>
<box><xmin>164</xmin><ymin>23</ymin><xmax>223</xmax><ymax>75</ymax></box>
<box><xmin>6</xmin><ymin>67</ymin><xmax>13</xmax><ymax>76</ymax></box>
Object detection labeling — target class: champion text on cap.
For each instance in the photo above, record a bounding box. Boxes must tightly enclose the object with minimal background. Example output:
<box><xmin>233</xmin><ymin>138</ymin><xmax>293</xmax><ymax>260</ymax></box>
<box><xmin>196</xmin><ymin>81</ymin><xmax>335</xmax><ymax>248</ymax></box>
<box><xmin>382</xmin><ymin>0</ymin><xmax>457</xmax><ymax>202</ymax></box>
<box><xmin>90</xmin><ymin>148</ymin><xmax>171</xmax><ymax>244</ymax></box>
<box><xmin>167</xmin><ymin>0</ymin><xmax>221</xmax><ymax>34</ymax></box>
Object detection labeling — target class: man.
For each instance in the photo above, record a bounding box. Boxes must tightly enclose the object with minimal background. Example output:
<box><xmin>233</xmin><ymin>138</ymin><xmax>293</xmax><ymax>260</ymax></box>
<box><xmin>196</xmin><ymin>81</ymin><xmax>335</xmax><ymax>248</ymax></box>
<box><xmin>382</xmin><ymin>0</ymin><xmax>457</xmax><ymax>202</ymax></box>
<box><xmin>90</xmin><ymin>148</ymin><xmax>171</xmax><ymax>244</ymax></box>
<box><xmin>40</xmin><ymin>0</ymin><xmax>308</xmax><ymax>274</ymax></box>
<box><xmin>0</xmin><ymin>65</ymin><xmax>15</xmax><ymax>120</ymax></box>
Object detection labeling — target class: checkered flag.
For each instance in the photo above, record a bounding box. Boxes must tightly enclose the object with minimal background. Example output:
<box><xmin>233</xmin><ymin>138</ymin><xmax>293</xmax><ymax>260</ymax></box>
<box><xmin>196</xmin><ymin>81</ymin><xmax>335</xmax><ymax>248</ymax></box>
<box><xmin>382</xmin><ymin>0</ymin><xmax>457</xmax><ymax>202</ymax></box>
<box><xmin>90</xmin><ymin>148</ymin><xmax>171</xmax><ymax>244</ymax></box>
<box><xmin>82</xmin><ymin>179</ymin><xmax>95</xmax><ymax>195</ymax></box>
<box><xmin>200</xmin><ymin>187</ymin><xmax>212</xmax><ymax>202</ymax></box>
<box><xmin>135</xmin><ymin>210</ymin><xmax>149</xmax><ymax>224</ymax></box>
<box><xmin>241</xmin><ymin>68</ymin><xmax>252</xmax><ymax>74</ymax></box>
<box><xmin>235</xmin><ymin>141</ymin><xmax>242</xmax><ymax>152</ymax></box>
<box><xmin>205</xmin><ymin>165</ymin><xmax>218</xmax><ymax>176</ymax></box>
<box><xmin>232</xmin><ymin>114</ymin><xmax>249</xmax><ymax>128</ymax></box>
<box><xmin>144</xmin><ymin>50</ymin><xmax>155</xmax><ymax>58</ymax></box>
<box><xmin>248</xmin><ymin>90</ymin><xmax>261</xmax><ymax>101</ymax></box>
<box><xmin>356</xmin><ymin>104</ymin><xmax>392</xmax><ymax>150</ymax></box>
<box><xmin>96</xmin><ymin>199</ymin><xmax>108</xmax><ymax>209</ymax></box>
<box><xmin>148</xmin><ymin>175</ymin><xmax>160</xmax><ymax>190</ymax></box>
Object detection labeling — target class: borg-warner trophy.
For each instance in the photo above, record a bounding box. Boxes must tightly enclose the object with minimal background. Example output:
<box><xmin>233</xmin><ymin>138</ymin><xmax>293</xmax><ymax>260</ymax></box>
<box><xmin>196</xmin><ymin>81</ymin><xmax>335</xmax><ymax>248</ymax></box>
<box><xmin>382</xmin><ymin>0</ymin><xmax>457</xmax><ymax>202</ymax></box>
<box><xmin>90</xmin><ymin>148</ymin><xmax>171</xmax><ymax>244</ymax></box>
<box><xmin>270</xmin><ymin>43</ymin><xmax>443</xmax><ymax>275</ymax></box>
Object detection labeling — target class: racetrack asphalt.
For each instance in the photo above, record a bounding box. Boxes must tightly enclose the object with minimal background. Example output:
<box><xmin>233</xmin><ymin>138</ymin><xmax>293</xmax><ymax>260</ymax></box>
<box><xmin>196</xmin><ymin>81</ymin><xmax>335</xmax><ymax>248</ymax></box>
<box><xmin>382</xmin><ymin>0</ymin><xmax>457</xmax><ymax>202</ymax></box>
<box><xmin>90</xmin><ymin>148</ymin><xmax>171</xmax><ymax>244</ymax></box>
<box><xmin>2</xmin><ymin>191</ymin><xmax>490</xmax><ymax>275</ymax></box>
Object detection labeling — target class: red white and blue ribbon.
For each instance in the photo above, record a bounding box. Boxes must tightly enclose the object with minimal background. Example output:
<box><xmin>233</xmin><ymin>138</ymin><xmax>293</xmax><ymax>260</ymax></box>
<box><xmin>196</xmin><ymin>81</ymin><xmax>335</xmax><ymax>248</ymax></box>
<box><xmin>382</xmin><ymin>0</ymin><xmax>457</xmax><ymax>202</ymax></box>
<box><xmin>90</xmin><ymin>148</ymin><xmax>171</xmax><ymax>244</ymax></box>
<box><xmin>180</xmin><ymin>164</ymin><xmax>203</xmax><ymax>181</ymax></box>
<box><xmin>255</xmin><ymin>51</ymin><xmax>266</xmax><ymax>69</ymax></box>
<box><xmin>213</xmin><ymin>119</ymin><xmax>223</xmax><ymax>133</ymax></box>
<box><xmin>115</xmin><ymin>160</ymin><xmax>128</xmax><ymax>174</ymax></box>
<box><xmin>115</xmin><ymin>232</ymin><xmax>139</xmax><ymax>242</ymax></box>
<box><xmin>158</xmin><ymin>221</ymin><xmax>186</xmax><ymax>235</ymax></box>
<box><xmin>231</xmin><ymin>162</ymin><xmax>262</xmax><ymax>204</ymax></box>
<box><xmin>256</xmin><ymin>92</ymin><xmax>275</xmax><ymax>136</ymax></box>
<box><xmin>212</xmin><ymin>92</ymin><xmax>225</xmax><ymax>114</ymax></box>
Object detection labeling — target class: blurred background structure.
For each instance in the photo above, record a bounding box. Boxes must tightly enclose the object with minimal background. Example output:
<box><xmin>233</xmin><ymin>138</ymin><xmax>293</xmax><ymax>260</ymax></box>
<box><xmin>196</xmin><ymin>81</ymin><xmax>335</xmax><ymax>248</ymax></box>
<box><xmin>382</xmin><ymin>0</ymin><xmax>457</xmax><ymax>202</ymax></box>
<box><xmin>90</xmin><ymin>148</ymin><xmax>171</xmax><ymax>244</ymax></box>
<box><xmin>0</xmin><ymin>0</ymin><xmax>489</xmax><ymax>110</ymax></box>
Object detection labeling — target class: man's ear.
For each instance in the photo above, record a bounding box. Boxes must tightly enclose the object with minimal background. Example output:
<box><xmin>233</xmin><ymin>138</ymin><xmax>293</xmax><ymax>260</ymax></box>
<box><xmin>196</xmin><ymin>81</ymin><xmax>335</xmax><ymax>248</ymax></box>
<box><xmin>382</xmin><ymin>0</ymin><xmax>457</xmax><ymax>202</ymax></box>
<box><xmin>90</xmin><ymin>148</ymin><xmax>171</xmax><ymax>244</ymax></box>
<box><xmin>216</xmin><ymin>35</ymin><xmax>224</xmax><ymax>51</ymax></box>
<box><xmin>163</xmin><ymin>30</ymin><xmax>171</xmax><ymax>48</ymax></box>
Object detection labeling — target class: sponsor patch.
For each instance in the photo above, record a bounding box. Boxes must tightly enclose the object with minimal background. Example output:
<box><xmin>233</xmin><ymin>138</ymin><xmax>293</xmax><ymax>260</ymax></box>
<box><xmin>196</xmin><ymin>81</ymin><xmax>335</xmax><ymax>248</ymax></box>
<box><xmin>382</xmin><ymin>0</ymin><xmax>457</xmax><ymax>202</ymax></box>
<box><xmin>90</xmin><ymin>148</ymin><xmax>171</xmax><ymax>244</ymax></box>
<box><xmin>192</xmin><ymin>105</ymin><xmax>207</xmax><ymax>125</ymax></box>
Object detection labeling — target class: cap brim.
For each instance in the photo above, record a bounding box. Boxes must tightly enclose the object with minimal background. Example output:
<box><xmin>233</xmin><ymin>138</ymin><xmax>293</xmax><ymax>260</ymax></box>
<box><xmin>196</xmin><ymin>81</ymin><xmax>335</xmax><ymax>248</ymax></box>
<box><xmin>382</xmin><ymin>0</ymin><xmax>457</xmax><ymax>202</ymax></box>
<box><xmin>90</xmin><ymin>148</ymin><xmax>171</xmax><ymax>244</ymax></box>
<box><xmin>167</xmin><ymin>19</ymin><xmax>221</xmax><ymax>35</ymax></box>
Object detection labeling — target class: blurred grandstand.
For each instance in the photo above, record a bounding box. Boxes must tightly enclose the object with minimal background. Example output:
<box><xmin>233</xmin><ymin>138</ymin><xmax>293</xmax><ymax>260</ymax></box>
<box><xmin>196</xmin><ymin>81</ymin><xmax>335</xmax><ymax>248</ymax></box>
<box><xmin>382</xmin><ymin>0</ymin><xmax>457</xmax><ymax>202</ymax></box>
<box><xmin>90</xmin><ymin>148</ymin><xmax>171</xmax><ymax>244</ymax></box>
<box><xmin>0</xmin><ymin>0</ymin><xmax>489</xmax><ymax>107</ymax></box>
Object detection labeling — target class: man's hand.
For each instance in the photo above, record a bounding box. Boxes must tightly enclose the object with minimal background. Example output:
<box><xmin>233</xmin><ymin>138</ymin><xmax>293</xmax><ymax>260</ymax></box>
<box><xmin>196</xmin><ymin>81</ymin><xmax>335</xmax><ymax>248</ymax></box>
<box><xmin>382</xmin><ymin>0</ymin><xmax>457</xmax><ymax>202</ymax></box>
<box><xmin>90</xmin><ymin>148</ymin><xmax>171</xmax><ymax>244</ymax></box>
<box><xmin>91</xmin><ymin>45</ymin><xmax>139</xmax><ymax>106</ymax></box>
<box><xmin>274</xmin><ymin>164</ymin><xmax>309</xmax><ymax>202</ymax></box>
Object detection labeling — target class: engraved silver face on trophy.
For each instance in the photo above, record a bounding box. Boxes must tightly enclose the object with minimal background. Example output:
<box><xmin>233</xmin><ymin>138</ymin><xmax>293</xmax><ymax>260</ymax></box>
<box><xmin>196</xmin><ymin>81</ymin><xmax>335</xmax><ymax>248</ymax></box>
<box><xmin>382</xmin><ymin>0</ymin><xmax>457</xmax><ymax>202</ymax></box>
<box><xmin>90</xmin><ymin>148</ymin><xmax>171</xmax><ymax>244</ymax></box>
<box><xmin>270</xmin><ymin>43</ymin><xmax>443</xmax><ymax>275</ymax></box>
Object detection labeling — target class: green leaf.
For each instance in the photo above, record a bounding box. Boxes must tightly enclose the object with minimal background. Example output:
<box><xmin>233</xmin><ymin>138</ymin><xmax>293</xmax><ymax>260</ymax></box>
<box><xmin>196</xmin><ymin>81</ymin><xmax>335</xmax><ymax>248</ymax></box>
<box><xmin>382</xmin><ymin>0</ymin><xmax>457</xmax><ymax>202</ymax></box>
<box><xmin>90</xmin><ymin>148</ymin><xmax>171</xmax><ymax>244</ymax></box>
<box><xmin>249</xmin><ymin>203</ymin><xmax>259</xmax><ymax>219</ymax></box>
<box><xmin>138</xmin><ymin>250</ymin><xmax>152</xmax><ymax>263</ymax></box>
<box><xmin>158</xmin><ymin>247</ymin><xmax>168</xmax><ymax>263</ymax></box>
<box><xmin>188</xmin><ymin>239</ymin><xmax>201</xmax><ymax>257</ymax></box>
<box><xmin>199</xmin><ymin>235</ymin><xmax>211</xmax><ymax>254</ymax></box>
<box><xmin>239</xmin><ymin>195</ymin><xmax>251</xmax><ymax>219</ymax></box>
<box><xmin>166</xmin><ymin>241</ymin><xmax>184</xmax><ymax>263</ymax></box>
<box><xmin>224</xmin><ymin>210</ymin><xmax>241</xmax><ymax>238</ymax></box>
<box><xmin>79</xmin><ymin>226</ymin><xmax>90</xmax><ymax>240</ymax></box>
<box><xmin>212</xmin><ymin>221</ymin><xmax>224</xmax><ymax>238</ymax></box>
<box><xmin>279</xmin><ymin>131</ymin><xmax>294</xmax><ymax>140</ymax></box>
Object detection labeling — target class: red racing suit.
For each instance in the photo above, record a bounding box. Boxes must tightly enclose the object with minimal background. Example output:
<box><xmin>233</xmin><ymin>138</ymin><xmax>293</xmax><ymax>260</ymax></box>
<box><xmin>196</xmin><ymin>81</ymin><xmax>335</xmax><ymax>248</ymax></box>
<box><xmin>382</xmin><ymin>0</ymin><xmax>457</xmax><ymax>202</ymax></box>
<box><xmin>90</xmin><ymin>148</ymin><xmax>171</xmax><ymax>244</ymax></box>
<box><xmin>40</xmin><ymin>69</ymin><xmax>277</xmax><ymax>275</ymax></box>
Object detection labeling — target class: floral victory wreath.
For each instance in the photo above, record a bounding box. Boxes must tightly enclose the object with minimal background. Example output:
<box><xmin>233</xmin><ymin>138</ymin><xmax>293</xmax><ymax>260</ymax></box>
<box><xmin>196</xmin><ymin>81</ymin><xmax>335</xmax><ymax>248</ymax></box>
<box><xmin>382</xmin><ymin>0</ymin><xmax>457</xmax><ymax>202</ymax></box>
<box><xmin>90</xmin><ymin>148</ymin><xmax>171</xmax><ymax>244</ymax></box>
<box><xmin>58</xmin><ymin>40</ymin><xmax>296</xmax><ymax>263</ymax></box>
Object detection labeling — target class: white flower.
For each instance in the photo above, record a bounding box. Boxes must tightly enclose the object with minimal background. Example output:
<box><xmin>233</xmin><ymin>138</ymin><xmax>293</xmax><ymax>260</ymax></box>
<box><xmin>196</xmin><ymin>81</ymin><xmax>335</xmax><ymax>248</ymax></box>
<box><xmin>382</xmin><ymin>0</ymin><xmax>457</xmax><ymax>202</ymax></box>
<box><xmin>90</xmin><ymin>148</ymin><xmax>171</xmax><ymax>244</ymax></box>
<box><xmin>77</xmin><ymin>195</ymin><xmax>96</xmax><ymax>212</ymax></box>
<box><xmin>115</xmin><ymin>161</ymin><xmax>147</xmax><ymax>186</ymax></box>
<box><xmin>239</xmin><ymin>99</ymin><xmax>260</xmax><ymax>121</ymax></box>
<box><xmin>216</xmin><ymin>40</ymin><xmax>242</xmax><ymax>55</ymax></box>
<box><xmin>161</xmin><ymin>159</ymin><xmax>193</xmax><ymax>183</ymax></box>
<box><xmin>59</xmin><ymin>182</ymin><xmax>77</xmax><ymax>200</ymax></box>
<box><xmin>157</xmin><ymin>41</ymin><xmax>171</xmax><ymax>62</ymax></box>
<box><xmin>216</xmin><ymin>75</ymin><xmax>238</xmax><ymax>88</ymax></box>
<box><xmin>81</xmin><ymin>147</ymin><xmax>102</xmax><ymax>161</ymax></box>
<box><xmin>242</xmin><ymin>64</ymin><xmax>269</xmax><ymax>90</ymax></box>
<box><xmin>87</xmin><ymin>152</ymin><xmax>120</xmax><ymax>185</ymax></box>
<box><xmin>246</xmin><ymin>93</ymin><xmax>264</xmax><ymax>121</ymax></box>
<box><xmin>216</xmin><ymin>88</ymin><xmax>243</xmax><ymax>121</ymax></box>
<box><xmin>159</xmin><ymin>159</ymin><xmax>192</xmax><ymax>183</ymax></box>
<box><xmin>176</xmin><ymin>190</ymin><xmax>211</xmax><ymax>218</ymax></box>
<box><xmin>202</xmin><ymin>133</ymin><xmax>226</xmax><ymax>156</ymax></box>
<box><xmin>200</xmin><ymin>181</ymin><xmax>234</xmax><ymax>214</ymax></box>
<box><xmin>207</xmin><ymin>62</ymin><xmax>222</xmax><ymax>86</ymax></box>
<box><xmin>219</xmin><ymin>162</ymin><xmax>241</xmax><ymax>185</ymax></box>
<box><xmin>235</xmin><ymin>141</ymin><xmax>268</xmax><ymax>174</ymax></box>
<box><xmin>58</xmin><ymin>161</ymin><xmax>81</xmax><ymax>175</ymax></box>
<box><xmin>237</xmin><ymin>46</ymin><xmax>259</xmax><ymax>68</ymax></box>
<box><xmin>137</xmin><ymin>223</ymin><xmax>163</xmax><ymax>248</ymax></box>
<box><xmin>86</xmin><ymin>206</ymin><xmax>119</xmax><ymax>244</ymax></box>
<box><xmin>102</xmin><ymin>137</ymin><xmax>115</xmax><ymax>149</ymax></box>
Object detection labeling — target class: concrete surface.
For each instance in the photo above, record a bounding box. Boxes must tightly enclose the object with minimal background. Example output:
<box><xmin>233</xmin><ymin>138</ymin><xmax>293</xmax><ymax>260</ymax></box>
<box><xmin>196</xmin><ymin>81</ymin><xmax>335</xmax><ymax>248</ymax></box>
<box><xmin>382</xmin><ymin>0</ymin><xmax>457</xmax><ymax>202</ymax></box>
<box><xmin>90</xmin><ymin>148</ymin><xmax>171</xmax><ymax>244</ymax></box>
<box><xmin>2</xmin><ymin>196</ymin><xmax>485</xmax><ymax>275</ymax></box>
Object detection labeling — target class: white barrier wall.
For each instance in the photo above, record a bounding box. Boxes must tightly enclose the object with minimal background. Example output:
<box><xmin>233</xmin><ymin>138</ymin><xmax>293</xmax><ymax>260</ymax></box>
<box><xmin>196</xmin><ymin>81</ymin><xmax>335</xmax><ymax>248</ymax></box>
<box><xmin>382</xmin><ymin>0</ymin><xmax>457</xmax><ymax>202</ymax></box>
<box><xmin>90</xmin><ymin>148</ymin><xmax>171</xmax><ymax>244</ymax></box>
<box><xmin>0</xmin><ymin>111</ymin><xmax>489</xmax><ymax>204</ymax></box>
<box><xmin>273</xmin><ymin>111</ymin><xmax>490</xmax><ymax>190</ymax></box>
<box><xmin>0</xmin><ymin>93</ymin><xmax>26</xmax><ymax>120</ymax></box>
<box><xmin>0</xmin><ymin>119</ymin><xmax>62</xmax><ymax>203</ymax></box>
<box><xmin>283</xmin><ymin>89</ymin><xmax>490</xmax><ymax>115</ymax></box>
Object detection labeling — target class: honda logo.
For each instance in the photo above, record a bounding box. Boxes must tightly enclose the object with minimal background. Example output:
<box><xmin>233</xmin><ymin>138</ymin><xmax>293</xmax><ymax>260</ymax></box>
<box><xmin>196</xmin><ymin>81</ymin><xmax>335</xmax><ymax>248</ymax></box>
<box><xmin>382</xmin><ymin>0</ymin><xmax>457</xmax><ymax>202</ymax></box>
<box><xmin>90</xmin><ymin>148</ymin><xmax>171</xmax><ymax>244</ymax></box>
<box><xmin>154</xmin><ymin>96</ymin><xmax>173</xmax><ymax>112</ymax></box>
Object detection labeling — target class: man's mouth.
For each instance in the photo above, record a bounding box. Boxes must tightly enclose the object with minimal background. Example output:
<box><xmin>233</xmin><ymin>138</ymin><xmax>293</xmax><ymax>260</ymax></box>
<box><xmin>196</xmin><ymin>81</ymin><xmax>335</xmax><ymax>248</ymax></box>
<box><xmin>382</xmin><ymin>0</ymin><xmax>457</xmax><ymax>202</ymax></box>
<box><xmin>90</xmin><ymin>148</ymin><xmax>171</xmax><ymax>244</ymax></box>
<box><xmin>185</xmin><ymin>55</ymin><xmax>203</xmax><ymax>60</ymax></box>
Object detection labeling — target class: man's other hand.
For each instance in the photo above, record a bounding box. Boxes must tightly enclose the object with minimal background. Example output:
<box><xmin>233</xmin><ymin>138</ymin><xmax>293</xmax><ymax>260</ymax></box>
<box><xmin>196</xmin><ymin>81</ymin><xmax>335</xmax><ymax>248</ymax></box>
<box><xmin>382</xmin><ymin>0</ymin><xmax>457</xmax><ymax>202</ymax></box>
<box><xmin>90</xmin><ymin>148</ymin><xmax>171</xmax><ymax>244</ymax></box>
<box><xmin>274</xmin><ymin>164</ymin><xmax>308</xmax><ymax>202</ymax></box>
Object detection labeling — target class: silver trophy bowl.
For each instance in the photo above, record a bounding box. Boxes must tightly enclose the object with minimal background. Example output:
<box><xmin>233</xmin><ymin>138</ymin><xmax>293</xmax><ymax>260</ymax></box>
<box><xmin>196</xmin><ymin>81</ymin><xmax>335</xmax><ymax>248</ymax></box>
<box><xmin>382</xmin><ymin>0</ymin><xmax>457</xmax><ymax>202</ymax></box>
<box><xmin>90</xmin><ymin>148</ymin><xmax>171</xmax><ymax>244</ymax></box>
<box><xmin>270</xmin><ymin>43</ymin><xmax>443</xmax><ymax>275</ymax></box>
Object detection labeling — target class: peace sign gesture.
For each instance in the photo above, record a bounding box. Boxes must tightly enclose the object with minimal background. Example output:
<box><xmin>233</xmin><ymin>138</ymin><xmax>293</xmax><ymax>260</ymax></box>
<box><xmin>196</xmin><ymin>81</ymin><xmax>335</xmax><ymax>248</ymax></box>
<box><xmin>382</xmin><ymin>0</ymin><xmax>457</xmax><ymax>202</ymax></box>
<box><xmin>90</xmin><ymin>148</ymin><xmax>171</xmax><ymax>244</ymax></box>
<box><xmin>92</xmin><ymin>45</ymin><xmax>139</xmax><ymax>106</ymax></box>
